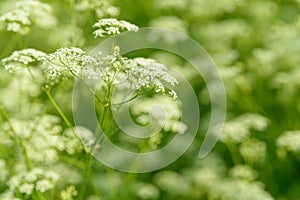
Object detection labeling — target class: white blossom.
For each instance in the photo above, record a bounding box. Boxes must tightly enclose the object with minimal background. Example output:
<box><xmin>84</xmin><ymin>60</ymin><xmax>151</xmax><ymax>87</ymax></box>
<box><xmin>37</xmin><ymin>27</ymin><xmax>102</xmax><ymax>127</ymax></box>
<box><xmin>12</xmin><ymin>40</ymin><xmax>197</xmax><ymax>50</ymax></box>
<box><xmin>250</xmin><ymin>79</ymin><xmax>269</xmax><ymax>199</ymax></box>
<box><xmin>1</xmin><ymin>49</ymin><xmax>46</xmax><ymax>73</ymax></box>
<box><xmin>0</xmin><ymin>0</ymin><xmax>56</xmax><ymax>35</ymax></box>
<box><xmin>277</xmin><ymin>130</ymin><xmax>300</xmax><ymax>153</ymax></box>
<box><xmin>43</xmin><ymin>47</ymin><xmax>98</xmax><ymax>85</ymax></box>
<box><xmin>60</xmin><ymin>185</ymin><xmax>78</xmax><ymax>200</ymax></box>
<box><xmin>93</xmin><ymin>18</ymin><xmax>138</xmax><ymax>38</ymax></box>
<box><xmin>75</xmin><ymin>0</ymin><xmax>120</xmax><ymax>18</ymax></box>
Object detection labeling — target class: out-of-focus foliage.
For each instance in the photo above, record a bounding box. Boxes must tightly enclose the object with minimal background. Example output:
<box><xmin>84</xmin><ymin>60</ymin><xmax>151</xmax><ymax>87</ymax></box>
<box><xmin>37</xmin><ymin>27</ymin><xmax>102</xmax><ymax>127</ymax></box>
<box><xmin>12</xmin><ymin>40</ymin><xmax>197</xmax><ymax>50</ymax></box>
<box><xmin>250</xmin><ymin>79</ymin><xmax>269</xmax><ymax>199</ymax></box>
<box><xmin>1</xmin><ymin>0</ymin><xmax>300</xmax><ymax>199</ymax></box>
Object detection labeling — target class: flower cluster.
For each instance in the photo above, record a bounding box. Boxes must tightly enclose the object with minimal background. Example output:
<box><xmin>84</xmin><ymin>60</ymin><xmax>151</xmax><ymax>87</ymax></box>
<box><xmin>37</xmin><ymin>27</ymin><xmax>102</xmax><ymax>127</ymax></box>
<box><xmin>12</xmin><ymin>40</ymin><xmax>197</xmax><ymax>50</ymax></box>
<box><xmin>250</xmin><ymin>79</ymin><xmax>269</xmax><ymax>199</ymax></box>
<box><xmin>229</xmin><ymin>165</ymin><xmax>258</xmax><ymax>181</ymax></box>
<box><xmin>2</xmin><ymin>115</ymin><xmax>83</xmax><ymax>164</ymax></box>
<box><xmin>75</xmin><ymin>0</ymin><xmax>120</xmax><ymax>18</ymax></box>
<box><xmin>7</xmin><ymin>168</ymin><xmax>59</xmax><ymax>195</ymax></box>
<box><xmin>43</xmin><ymin>47</ymin><xmax>98</xmax><ymax>85</ymax></box>
<box><xmin>93</xmin><ymin>18</ymin><xmax>139</xmax><ymax>38</ymax></box>
<box><xmin>128</xmin><ymin>58</ymin><xmax>178</xmax><ymax>98</ymax></box>
<box><xmin>60</xmin><ymin>185</ymin><xmax>78</xmax><ymax>200</ymax></box>
<box><xmin>277</xmin><ymin>130</ymin><xmax>300</xmax><ymax>154</ymax></box>
<box><xmin>95</xmin><ymin>46</ymin><xmax>179</xmax><ymax>101</ymax></box>
<box><xmin>239</xmin><ymin>139</ymin><xmax>267</xmax><ymax>164</ymax></box>
<box><xmin>220</xmin><ymin>113</ymin><xmax>269</xmax><ymax>144</ymax></box>
<box><xmin>1</xmin><ymin>49</ymin><xmax>46</xmax><ymax>73</ymax></box>
<box><xmin>0</xmin><ymin>0</ymin><xmax>56</xmax><ymax>35</ymax></box>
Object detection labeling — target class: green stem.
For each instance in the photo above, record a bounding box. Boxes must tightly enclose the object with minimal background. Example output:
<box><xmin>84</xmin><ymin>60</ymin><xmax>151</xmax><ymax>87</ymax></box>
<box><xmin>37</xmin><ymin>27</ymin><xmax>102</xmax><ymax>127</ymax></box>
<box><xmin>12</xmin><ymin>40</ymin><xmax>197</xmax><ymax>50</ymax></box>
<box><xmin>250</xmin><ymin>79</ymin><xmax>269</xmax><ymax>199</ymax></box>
<box><xmin>78</xmin><ymin>154</ymin><xmax>93</xmax><ymax>200</ymax></box>
<box><xmin>0</xmin><ymin>105</ymin><xmax>33</xmax><ymax>171</ymax></box>
<box><xmin>227</xmin><ymin>142</ymin><xmax>242</xmax><ymax>165</ymax></box>
<box><xmin>20</xmin><ymin>141</ymin><xmax>32</xmax><ymax>170</ymax></box>
<box><xmin>45</xmin><ymin>90</ymin><xmax>88</xmax><ymax>152</ymax></box>
<box><xmin>46</xmin><ymin>90</ymin><xmax>72</xmax><ymax>127</ymax></box>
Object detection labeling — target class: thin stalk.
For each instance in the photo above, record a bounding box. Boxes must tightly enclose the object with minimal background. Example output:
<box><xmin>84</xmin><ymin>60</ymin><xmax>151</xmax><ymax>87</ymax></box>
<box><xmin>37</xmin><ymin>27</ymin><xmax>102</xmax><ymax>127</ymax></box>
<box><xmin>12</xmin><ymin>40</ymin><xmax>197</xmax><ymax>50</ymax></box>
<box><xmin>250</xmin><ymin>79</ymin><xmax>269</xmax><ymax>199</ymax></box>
<box><xmin>45</xmin><ymin>90</ymin><xmax>88</xmax><ymax>152</ymax></box>
<box><xmin>20</xmin><ymin>141</ymin><xmax>32</xmax><ymax>170</ymax></box>
<box><xmin>78</xmin><ymin>154</ymin><xmax>93</xmax><ymax>200</ymax></box>
<box><xmin>227</xmin><ymin>142</ymin><xmax>242</xmax><ymax>165</ymax></box>
<box><xmin>46</xmin><ymin>90</ymin><xmax>72</xmax><ymax>127</ymax></box>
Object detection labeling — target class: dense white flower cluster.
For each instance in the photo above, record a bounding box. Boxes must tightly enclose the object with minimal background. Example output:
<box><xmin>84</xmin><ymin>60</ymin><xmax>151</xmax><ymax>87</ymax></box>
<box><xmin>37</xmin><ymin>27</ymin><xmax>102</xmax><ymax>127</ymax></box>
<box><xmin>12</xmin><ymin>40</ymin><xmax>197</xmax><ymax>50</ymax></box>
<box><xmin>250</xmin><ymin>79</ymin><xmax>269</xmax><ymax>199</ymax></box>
<box><xmin>95</xmin><ymin>46</ymin><xmax>179</xmax><ymax>100</ymax></box>
<box><xmin>129</xmin><ymin>58</ymin><xmax>178</xmax><ymax>98</ymax></box>
<box><xmin>43</xmin><ymin>47</ymin><xmax>98</xmax><ymax>84</ymax></box>
<box><xmin>0</xmin><ymin>68</ymin><xmax>43</xmax><ymax>118</ymax></box>
<box><xmin>2</xmin><ymin>115</ymin><xmax>82</xmax><ymax>164</ymax></box>
<box><xmin>239</xmin><ymin>139</ymin><xmax>267</xmax><ymax>164</ymax></box>
<box><xmin>209</xmin><ymin>180</ymin><xmax>274</xmax><ymax>200</ymax></box>
<box><xmin>60</xmin><ymin>185</ymin><xmax>78</xmax><ymax>200</ymax></box>
<box><xmin>277</xmin><ymin>130</ymin><xmax>300</xmax><ymax>154</ymax></box>
<box><xmin>0</xmin><ymin>0</ymin><xmax>56</xmax><ymax>35</ymax></box>
<box><xmin>75</xmin><ymin>0</ymin><xmax>120</xmax><ymax>18</ymax></box>
<box><xmin>0</xmin><ymin>190</ymin><xmax>21</xmax><ymax>200</ymax></box>
<box><xmin>229</xmin><ymin>165</ymin><xmax>258</xmax><ymax>181</ymax></box>
<box><xmin>1</xmin><ymin>49</ymin><xmax>46</xmax><ymax>73</ymax></box>
<box><xmin>220</xmin><ymin>113</ymin><xmax>269</xmax><ymax>144</ymax></box>
<box><xmin>7</xmin><ymin>168</ymin><xmax>59</xmax><ymax>195</ymax></box>
<box><xmin>93</xmin><ymin>18</ymin><xmax>138</xmax><ymax>38</ymax></box>
<box><xmin>183</xmin><ymin>154</ymin><xmax>274</xmax><ymax>200</ymax></box>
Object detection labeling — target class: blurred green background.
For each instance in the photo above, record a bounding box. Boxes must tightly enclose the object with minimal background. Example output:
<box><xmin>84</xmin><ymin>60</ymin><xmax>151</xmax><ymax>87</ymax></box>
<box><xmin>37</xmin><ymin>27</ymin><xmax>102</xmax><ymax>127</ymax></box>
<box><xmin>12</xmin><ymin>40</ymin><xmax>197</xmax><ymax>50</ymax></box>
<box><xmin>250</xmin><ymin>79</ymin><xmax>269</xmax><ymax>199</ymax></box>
<box><xmin>1</xmin><ymin>0</ymin><xmax>300</xmax><ymax>199</ymax></box>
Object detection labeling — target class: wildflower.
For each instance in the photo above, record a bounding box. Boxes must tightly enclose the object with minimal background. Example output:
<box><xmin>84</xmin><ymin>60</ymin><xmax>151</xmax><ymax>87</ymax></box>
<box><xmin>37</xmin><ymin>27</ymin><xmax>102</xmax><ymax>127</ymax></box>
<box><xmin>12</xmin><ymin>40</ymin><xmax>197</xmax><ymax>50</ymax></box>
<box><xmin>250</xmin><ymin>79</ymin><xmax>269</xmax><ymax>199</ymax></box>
<box><xmin>229</xmin><ymin>165</ymin><xmax>258</xmax><ymax>181</ymax></box>
<box><xmin>0</xmin><ymin>0</ymin><xmax>56</xmax><ymax>35</ymax></box>
<box><xmin>129</xmin><ymin>58</ymin><xmax>178</xmax><ymax>95</ymax></box>
<box><xmin>220</xmin><ymin>113</ymin><xmax>269</xmax><ymax>144</ymax></box>
<box><xmin>61</xmin><ymin>185</ymin><xmax>78</xmax><ymax>200</ymax></box>
<box><xmin>277</xmin><ymin>130</ymin><xmax>300</xmax><ymax>153</ymax></box>
<box><xmin>1</xmin><ymin>49</ymin><xmax>46</xmax><ymax>73</ymax></box>
<box><xmin>7</xmin><ymin>168</ymin><xmax>60</xmax><ymax>195</ymax></box>
<box><xmin>75</xmin><ymin>0</ymin><xmax>120</xmax><ymax>18</ymax></box>
<box><xmin>43</xmin><ymin>47</ymin><xmax>98</xmax><ymax>85</ymax></box>
<box><xmin>93</xmin><ymin>18</ymin><xmax>138</xmax><ymax>38</ymax></box>
<box><xmin>239</xmin><ymin>139</ymin><xmax>267</xmax><ymax>164</ymax></box>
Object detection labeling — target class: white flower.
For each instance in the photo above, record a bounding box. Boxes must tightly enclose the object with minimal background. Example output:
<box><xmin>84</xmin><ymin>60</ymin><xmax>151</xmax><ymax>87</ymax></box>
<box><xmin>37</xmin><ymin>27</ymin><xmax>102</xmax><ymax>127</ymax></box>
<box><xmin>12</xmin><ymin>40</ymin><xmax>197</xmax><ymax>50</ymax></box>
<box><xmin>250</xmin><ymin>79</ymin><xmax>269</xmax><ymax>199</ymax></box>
<box><xmin>229</xmin><ymin>165</ymin><xmax>258</xmax><ymax>181</ymax></box>
<box><xmin>75</xmin><ymin>0</ymin><xmax>120</xmax><ymax>18</ymax></box>
<box><xmin>0</xmin><ymin>0</ymin><xmax>56</xmax><ymax>35</ymax></box>
<box><xmin>60</xmin><ymin>185</ymin><xmax>78</xmax><ymax>200</ymax></box>
<box><xmin>1</xmin><ymin>49</ymin><xmax>46</xmax><ymax>73</ymax></box>
<box><xmin>239</xmin><ymin>139</ymin><xmax>267</xmax><ymax>164</ymax></box>
<box><xmin>220</xmin><ymin>113</ymin><xmax>269</xmax><ymax>144</ymax></box>
<box><xmin>93</xmin><ymin>18</ymin><xmax>138</xmax><ymax>38</ymax></box>
<box><xmin>277</xmin><ymin>130</ymin><xmax>300</xmax><ymax>153</ymax></box>
<box><xmin>129</xmin><ymin>58</ymin><xmax>178</xmax><ymax>94</ymax></box>
<box><xmin>43</xmin><ymin>47</ymin><xmax>98</xmax><ymax>84</ymax></box>
<box><xmin>36</xmin><ymin>179</ymin><xmax>53</xmax><ymax>193</ymax></box>
<box><xmin>19</xmin><ymin>183</ymin><xmax>34</xmax><ymax>195</ymax></box>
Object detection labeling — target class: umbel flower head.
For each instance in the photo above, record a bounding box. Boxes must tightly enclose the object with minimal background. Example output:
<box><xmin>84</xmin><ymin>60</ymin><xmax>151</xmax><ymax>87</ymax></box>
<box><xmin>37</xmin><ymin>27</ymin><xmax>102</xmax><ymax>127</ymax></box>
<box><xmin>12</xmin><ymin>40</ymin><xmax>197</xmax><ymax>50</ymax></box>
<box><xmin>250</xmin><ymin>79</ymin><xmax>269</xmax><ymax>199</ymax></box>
<box><xmin>0</xmin><ymin>0</ymin><xmax>56</xmax><ymax>35</ymax></box>
<box><xmin>95</xmin><ymin>46</ymin><xmax>179</xmax><ymax>100</ymax></box>
<box><xmin>0</xmin><ymin>48</ymin><xmax>46</xmax><ymax>73</ymax></box>
<box><xmin>43</xmin><ymin>47</ymin><xmax>98</xmax><ymax>85</ymax></box>
<box><xmin>93</xmin><ymin>18</ymin><xmax>139</xmax><ymax>38</ymax></box>
<box><xmin>75</xmin><ymin>0</ymin><xmax>120</xmax><ymax>18</ymax></box>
